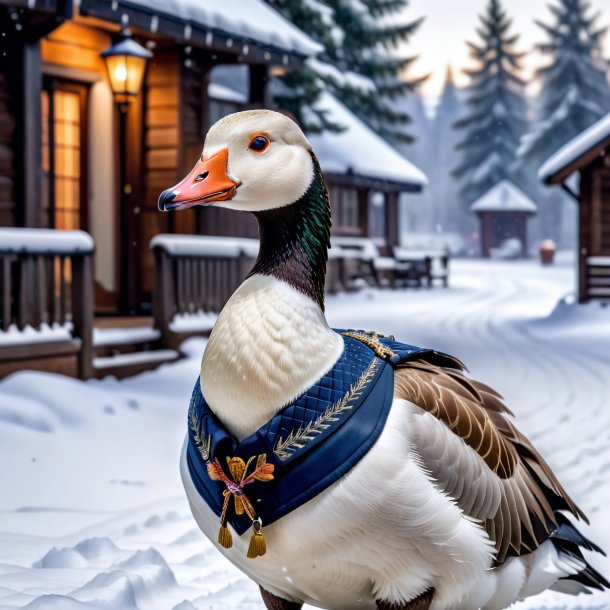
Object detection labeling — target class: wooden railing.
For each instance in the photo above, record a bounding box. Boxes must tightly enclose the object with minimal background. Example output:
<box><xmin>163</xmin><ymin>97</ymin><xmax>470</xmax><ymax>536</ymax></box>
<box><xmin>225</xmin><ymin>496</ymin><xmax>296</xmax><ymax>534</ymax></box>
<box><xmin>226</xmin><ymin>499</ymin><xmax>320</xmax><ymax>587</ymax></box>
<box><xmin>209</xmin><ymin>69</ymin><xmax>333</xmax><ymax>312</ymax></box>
<box><xmin>0</xmin><ymin>229</ymin><xmax>94</xmax><ymax>379</ymax></box>
<box><xmin>151</xmin><ymin>235</ymin><xmax>257</xmax><ymax>347</ymax></box>
<box><xmin>585</xmin><ymin>257</ymin><xmax>610</xmax><ymax>301</ymax></box>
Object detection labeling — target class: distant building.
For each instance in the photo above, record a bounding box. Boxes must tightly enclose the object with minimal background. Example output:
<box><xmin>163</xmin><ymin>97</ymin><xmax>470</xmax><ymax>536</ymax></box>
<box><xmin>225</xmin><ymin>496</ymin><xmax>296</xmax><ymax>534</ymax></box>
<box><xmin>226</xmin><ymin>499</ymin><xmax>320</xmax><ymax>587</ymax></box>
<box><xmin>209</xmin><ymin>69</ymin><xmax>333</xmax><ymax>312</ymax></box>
<box><xmin>539</xmin><ymin>113</ymin><xmax>610</xmax><ymax>302</ymax></box>
<box><xmin>470</xmin><ymin>180</ymin><xmax>537</xmax><ymax>258</ymax></box>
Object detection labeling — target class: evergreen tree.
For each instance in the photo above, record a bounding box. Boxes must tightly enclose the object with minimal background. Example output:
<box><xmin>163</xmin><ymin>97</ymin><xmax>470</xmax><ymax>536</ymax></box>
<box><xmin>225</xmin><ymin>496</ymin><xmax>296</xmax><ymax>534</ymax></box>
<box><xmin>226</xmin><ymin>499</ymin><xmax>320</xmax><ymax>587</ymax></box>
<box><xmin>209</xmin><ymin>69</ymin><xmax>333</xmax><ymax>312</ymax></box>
<box><xmin>266</xmin><ymin>0</ymin><xmax>342</xmax><ymax>132</ymax></box>
<box><xmin>328</xmin><ymin>0</ymin><xmax>426</xmax><ymax>143</ymax></box>
<box><xmin>453</xmin><ymin>0</ymin><xmax>528</xmax><ymax>206</ymax></box>
<box><xmin>433</xmin><ymin>67</ymin><xmax>471</xmax><ymax>234</ymax></box>
<box><xmin>268</xmin><ymin>0</ymin><xmax>425</xmax><ymax>143</ymax></box>
<box><xmin>519</xmin><ymin>0</ymin><xmax>610</xmax><ymax>163</ymax></box>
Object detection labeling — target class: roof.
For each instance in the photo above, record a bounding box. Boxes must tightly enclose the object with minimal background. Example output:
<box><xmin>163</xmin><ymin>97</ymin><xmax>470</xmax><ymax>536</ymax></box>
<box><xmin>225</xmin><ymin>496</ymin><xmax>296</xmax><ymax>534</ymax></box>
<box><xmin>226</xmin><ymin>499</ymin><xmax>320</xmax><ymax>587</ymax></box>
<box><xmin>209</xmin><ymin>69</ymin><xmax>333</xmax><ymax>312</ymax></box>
<box><xmin>539</xmin><ymin>113</ymin><xmax>610</xmax><ymax>184</ymax></box>
<box><xmin>80</xmin><ymin>0</ymin><xmax>321</xmax><ymax>64</ymax></box>
<box><xmin>470</xmin><ymin>180</ymin><xmax>537</xmax><ymax>214</ymax></box>
<box><xmin>308</xmin><ymin>92</ymin><xmax>427</xmax><ymax>191</ymax></box>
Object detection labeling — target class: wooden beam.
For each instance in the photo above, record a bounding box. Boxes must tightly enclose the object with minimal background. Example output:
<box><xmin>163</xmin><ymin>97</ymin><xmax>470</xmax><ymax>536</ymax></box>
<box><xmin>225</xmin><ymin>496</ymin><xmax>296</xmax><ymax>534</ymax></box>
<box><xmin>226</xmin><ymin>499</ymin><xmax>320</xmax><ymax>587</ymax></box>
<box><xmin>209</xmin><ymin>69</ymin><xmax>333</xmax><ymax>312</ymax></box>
<box><xmin>249</xmin><ymin>64</ymin><xmax>271</xmax><ymax>107</ymax></box>
<box><xmin>385</xmin><ymin>191</ymin><xmax>400</xmax><ymax>251</ymax></box>
<box><xmin>22</xmin><ymin>42</ymin><xmax>44</xmax><ymax>227</ymax></box>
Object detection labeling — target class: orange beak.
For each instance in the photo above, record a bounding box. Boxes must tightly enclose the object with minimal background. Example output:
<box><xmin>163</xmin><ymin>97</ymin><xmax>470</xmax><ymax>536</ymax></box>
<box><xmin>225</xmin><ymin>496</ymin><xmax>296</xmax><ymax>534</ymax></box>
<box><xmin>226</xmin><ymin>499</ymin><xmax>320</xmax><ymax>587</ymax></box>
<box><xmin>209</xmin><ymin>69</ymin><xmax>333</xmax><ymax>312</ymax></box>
<box><xmin>158</xmin><ymin>148</ymin><xmax>239</xmax><ymax>211</ymax></box>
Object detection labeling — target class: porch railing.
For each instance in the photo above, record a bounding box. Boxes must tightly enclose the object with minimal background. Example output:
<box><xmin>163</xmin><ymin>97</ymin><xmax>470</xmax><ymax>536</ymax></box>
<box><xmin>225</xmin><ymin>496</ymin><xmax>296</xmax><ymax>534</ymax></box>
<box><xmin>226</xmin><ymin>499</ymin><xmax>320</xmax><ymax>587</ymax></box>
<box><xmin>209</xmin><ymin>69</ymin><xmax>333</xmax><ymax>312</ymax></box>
<box><xmin>151</xmin><ymin>235</ymin><xmax>258</xmax><ymax>347</ymax></box>
<box><xmin>0</xmin><ymin>228</ymin><xmax>94</xmax><ymax>379</ymax></box>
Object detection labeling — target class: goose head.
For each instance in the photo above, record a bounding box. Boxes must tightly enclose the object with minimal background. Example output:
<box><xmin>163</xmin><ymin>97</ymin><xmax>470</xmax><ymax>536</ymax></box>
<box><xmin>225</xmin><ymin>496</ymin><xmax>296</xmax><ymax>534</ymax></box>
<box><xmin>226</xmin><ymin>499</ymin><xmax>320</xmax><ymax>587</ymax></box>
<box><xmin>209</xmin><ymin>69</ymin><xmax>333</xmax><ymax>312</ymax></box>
<box><xmin>157</xmin><ymin>110</ymin><xmax>316</xmax><ymax>213</ymax></box>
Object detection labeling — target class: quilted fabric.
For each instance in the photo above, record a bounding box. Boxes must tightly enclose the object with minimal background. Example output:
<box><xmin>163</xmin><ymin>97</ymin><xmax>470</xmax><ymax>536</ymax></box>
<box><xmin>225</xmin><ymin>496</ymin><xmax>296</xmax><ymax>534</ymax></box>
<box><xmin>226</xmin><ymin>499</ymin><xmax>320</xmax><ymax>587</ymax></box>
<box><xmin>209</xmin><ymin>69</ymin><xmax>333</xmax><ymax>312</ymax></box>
<box><xmin>186</xmin><ymin>331</ymin><xmax>440</xmax><ymax>535</ymax></box>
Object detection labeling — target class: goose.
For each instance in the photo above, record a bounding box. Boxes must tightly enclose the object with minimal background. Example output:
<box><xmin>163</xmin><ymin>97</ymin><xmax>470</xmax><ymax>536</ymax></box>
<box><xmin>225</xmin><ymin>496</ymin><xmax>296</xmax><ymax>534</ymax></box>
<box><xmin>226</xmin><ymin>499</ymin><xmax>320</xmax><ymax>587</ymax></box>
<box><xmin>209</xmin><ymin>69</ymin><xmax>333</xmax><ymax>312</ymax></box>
<box><xmin>157</xmin><ymin>110</ymin><xmax>608</xmax><ymax>610</ymax></box>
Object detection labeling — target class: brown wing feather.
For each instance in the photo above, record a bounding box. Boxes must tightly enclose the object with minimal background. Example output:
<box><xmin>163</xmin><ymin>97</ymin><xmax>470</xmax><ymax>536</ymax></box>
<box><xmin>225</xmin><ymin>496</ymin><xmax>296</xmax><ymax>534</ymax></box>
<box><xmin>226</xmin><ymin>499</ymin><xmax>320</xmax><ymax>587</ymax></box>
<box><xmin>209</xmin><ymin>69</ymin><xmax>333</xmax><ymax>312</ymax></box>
<box><xmin>394</xmin><ymin>359</ymin><xmax>586</xmax><ymax>565</ymax></box>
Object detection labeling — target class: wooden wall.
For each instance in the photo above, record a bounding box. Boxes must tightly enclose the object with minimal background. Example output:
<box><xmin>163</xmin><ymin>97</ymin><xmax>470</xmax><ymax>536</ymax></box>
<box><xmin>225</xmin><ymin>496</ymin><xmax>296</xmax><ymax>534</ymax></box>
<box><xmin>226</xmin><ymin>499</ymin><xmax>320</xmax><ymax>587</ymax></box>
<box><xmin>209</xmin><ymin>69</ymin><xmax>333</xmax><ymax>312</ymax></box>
<box><xmin>140</xmin><ymin>49</ymin><xmax>181</xmax><ymax>293</ymax></box>
<box><xmin>41</xmin><ymin>21</ymin><xmax>110</xmax><ymax>74</ymax></box>
<box><xmin>0</xmin><ymin>72</ymin><xmax>16</xmax><ymax>226</ymax></box>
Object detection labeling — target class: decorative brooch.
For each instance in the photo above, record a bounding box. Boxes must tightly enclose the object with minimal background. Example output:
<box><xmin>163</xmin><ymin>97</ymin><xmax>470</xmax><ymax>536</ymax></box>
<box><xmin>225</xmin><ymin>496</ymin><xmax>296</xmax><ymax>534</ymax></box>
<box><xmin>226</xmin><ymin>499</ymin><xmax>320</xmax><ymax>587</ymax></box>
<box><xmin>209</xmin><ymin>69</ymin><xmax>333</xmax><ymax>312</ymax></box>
<box><xmin>190</xmin><ymin>412</ymin><xmax>274</xmax><ymax>559</ymax></box>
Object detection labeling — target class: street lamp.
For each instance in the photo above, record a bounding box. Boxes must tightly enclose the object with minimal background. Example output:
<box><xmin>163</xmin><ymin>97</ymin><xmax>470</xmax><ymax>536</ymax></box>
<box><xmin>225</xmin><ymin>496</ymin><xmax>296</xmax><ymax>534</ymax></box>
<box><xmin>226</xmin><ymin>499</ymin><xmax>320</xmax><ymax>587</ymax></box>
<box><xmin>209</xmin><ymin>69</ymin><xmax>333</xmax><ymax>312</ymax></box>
<box><xmin>101</xmin><ymin>28</ymin><xmax>152</xmax><ymax>105</ymax></box>
<box><xmin>101</xmin><ymin>29</ymin><xmax>152</xmax><ymax>314</ymax></box>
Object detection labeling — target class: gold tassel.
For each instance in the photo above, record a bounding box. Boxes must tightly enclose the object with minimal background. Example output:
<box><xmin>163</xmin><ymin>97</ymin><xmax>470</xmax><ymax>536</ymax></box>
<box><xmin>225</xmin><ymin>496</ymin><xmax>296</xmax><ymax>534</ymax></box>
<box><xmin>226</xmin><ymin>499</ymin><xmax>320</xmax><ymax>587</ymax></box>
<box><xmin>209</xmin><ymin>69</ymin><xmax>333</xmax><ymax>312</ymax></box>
<box><xmin>233</xmin><ymin>495</ymin><xmax>245</xmax><ymax>515</ymax></box>
<box><xmin>247</xmin><ymin>519</ymin><xmax>266</xmax><ymax>559</ymax></box>
<box><xmin>218</xmin><ymin>524</ymin><xmax>233</xmax><ymax>549</ymax></box>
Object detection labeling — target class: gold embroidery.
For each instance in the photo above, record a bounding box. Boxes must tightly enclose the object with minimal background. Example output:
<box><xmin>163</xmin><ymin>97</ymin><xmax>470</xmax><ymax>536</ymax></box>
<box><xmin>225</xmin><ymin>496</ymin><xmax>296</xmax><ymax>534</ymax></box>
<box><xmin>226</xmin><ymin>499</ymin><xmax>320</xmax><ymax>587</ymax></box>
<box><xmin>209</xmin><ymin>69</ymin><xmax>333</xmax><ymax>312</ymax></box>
<box><xmin>341</xmin><ymin>330</ymin><xmax>396</xmax><ymax>360</ymax></box>
<box><xmin>274</xmin><ymin>357</ymin><xmax>381</xmax><ymax>461</ymax></box>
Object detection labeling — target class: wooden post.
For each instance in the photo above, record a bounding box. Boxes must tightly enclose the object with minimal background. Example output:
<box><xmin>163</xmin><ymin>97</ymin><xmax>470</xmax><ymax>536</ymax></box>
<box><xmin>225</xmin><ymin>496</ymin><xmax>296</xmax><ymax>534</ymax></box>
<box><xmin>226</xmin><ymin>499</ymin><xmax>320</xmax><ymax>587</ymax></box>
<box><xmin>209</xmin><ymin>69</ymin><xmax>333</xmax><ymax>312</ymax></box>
<box><xmin>249</xmin><ymin>64</ymin><xmax>271</xmax><ymax>107</ymax></box>
<box><xmin>385</xmin><ymin>191</ymin><xmax>400</xmax><ymax>253</ymax></box>
<box><xmin>72</xmin><ymin>254</ymin><xmax>93</xmax><ymax>379</ymax></box>
<box><xmin>152</xmin><ymin>246</ymin><xmax>174</xmax><ymax>347</ymax></box>
<box><xmin>22</xmin><ymin>42</ymin><xmax>43</xmax><ymax>228</ymax></box>
<box><xmin>358</xmin><ymin>188</ymin><xmax>370</xmax><ymax>237</ymax></box>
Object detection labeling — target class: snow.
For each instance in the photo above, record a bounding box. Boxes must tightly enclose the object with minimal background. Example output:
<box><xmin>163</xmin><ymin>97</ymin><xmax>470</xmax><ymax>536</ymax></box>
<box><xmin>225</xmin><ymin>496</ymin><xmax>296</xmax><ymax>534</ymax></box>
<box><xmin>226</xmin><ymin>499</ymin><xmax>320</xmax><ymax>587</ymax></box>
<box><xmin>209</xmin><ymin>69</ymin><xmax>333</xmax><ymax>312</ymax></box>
<box><xmin>470</xmin><ymin>180</ymin><xmax>538</xmax><ymax>213</ymax></box>
<box><xmin>121</xmin><ymin>0</ymin><xmax>322</xmax><ymax>57</ymax></box>
<box><xmin>330</xmin><ymin>236</ymin><xmax>380</xmax><ymax>261</ymax></box>
<box><xmin>539</xmin><ymin>112</ymin><xmax>610</xmax><ymax>182</ymax></box>
<box><xmin>0</xmin><ymin>323</ymin><xmax>72</xmax><ymax>347</ymax></box>
<box><xmin>207</xmin><ymin>83</ymin><xmax>246</xmax><ymax>104</ymax></box>
<box><xmin>93</xmin><ymin>327</ymin><xmax>161</xmax><ymax>348</ymax></box>
<box><xmin>150</xmin><ymin>234</ymin><xmax>259</xmax><ymax>259</ymax></box>
<box><xmin>92</xmin><ymin>349</ymin><xmax>179</xmax><ymax>370</ymax></box>
<box><xmin>1</xmin><ymin>259</ymin><xmax>610</xmax><ymax>609</ymax></box>
<box><xmin>307</xmin><ymin>57</ymin><xmax>375</xmax><ymax>93</ymax></box>
<box><xmin>0</xmin><ymin>228</ymin><xmax>94</xmax><ymax>254</ymax></box>
<box><xmin>168</xmin><ymin>312</ymin><xmax>217</xmax><ymax>334</ymax></box>
<box><xmin>308</xmin><ymin>92</ymin><xmax>428</xmax><ymax>188</ymax></box>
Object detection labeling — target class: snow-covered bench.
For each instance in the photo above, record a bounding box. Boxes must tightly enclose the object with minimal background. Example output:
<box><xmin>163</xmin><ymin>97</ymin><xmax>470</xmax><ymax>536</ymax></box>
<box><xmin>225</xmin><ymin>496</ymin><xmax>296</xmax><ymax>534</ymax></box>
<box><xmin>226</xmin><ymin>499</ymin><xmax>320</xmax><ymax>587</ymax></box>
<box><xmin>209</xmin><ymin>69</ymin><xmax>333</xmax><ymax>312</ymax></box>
<box><xmin>393</xmin><ymin>247</ymin><xmax>450</xmax><ymax>288</ymax></box>
<box><xmin>150</xmin><ymin>234</ymin><xmax>259</xmax><ymax>347</ymax></box>
<box><xmin>0</xmin><ymin>228</ymin><xmax>95</xmax><ymax>379</ymax></box>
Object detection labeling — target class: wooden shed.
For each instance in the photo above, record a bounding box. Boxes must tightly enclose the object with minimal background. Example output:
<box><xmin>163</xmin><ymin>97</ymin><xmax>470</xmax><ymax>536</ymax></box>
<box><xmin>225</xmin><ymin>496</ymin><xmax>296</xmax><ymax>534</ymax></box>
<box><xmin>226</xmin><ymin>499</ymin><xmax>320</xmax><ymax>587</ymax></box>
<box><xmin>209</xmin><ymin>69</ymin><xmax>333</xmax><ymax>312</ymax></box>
<box><xmin>470</xmin><ymin>180</ymin><xmax>537</xmax><ymax>258</ymax></box>
<box><xmin>539</xmin><ymin>113</ymin><xmax>610</xmax><ymax>302</ymax></box>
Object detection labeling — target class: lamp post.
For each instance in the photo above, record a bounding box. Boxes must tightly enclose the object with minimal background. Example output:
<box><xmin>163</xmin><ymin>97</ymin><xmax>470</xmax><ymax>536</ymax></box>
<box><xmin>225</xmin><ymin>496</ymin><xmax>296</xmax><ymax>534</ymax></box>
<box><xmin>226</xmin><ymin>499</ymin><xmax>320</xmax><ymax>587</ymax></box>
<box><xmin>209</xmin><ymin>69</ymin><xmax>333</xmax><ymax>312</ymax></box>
<box><xmin>101</xmin><ymin>29</ymin><xmax>152</xmax><ymax>314</ymax></box>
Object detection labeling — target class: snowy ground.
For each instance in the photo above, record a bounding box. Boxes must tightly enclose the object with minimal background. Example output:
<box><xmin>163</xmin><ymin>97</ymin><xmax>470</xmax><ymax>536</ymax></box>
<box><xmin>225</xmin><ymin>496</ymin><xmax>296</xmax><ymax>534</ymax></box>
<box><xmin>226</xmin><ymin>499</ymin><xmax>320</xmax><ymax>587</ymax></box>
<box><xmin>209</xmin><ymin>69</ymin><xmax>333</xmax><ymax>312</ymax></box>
<box><xmin>1</xmin><ymin>258</ymin><xmax>609</xmax><ymax>610</ymax></box>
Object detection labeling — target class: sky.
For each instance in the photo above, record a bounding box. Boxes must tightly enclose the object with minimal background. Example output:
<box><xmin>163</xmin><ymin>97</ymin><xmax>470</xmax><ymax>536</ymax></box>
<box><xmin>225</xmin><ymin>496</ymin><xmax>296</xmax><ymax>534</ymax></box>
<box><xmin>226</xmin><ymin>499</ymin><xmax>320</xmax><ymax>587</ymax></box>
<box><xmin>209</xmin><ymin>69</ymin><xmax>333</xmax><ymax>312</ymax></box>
<box><xmin>405</xmin><ymin>0</ymin><xmax>610</xmax><ymax>99</ymax></box>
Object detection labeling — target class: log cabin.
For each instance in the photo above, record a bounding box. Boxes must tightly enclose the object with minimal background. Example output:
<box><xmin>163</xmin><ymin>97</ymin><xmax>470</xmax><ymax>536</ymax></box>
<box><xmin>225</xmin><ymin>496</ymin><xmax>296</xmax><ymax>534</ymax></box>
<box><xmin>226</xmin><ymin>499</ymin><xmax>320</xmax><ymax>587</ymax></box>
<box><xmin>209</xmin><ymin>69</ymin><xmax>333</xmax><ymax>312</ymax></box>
<box><xmin>539</xmin><ymin>113</ymin><xmax>610</xmax><ymax>303</ymax></box>
<box><xmin>0</xmin><ymin>0</ymin><xmax>428</xmax><ymax>379</ymax></box>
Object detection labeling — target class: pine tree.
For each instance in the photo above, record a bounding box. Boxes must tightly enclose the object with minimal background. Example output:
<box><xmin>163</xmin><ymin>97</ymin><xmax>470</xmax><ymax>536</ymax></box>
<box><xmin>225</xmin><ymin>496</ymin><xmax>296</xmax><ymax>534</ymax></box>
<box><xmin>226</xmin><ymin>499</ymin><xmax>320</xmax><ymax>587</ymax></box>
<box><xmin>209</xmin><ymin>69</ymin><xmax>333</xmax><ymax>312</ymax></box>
<box><xmin>268</xmin><ymin>0</ymin><xmax>425</xmax><ymax>143</ymax></box>
<box><xmin>519</xmin><ymin>0</ymin><xmax>610</xmax><ymax>163</ymax></box>
<box><xmin>453</xmin><ymin>0</ymin><xmax>528</xmax><ymax>206</ymax></box>
<box><xmin>433</xmin><ymin>67</ymin><xmax>471</xmax><ymax>233</ymax></box>
<box><xmin>328</xmin><ymin>0</ymin><xmax>426</xmax><ymax>143</ymax></box>
<box><xmin>266</xmin><ymin>0</ymin><xmax>342</xmax><ymax>132</ymax></box>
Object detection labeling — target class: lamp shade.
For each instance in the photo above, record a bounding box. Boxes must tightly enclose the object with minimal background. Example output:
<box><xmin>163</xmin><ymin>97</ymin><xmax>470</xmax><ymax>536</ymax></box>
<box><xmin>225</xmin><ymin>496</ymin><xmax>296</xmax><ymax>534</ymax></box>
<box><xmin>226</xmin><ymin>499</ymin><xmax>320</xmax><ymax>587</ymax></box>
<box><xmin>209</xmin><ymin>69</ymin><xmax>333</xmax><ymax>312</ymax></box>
<box><xmin>101</xmin><ymin>31</ymin><xmax>152</xmax><ymax>103</ymax></box>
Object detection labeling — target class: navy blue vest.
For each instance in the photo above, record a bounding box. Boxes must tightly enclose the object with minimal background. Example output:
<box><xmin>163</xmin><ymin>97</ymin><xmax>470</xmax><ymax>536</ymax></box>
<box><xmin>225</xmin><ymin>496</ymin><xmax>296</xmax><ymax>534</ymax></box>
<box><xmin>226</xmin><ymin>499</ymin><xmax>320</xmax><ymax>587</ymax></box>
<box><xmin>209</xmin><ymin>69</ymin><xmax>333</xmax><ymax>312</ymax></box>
<box><xmin>186</xmin><ymin>330</ymin><xmax>452</xmax><ymax>536</ymax></box>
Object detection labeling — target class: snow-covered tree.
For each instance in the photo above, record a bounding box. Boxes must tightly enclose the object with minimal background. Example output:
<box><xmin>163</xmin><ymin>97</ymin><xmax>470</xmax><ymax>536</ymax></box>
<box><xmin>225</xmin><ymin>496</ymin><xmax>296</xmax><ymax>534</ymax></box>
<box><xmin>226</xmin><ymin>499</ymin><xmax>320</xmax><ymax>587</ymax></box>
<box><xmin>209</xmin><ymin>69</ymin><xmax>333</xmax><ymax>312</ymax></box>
<box><xmin>266</xmin><ymin>0</ymin><xmax>343</xmax><ymax>132</ymax></box>
<box><xmin>326</xmin><ymin>0</ymin><xmax>426</xmax><ymax>143</ymax></box>
<box><xmin>453</xmin><ymin>0</ymin><xmax>528</xmax><ymax>206</ymax></box>
<box><xmin>268</xmin><ymin>0</ymin><xmax>425</xmax><ymax>143</ymax></box>
<box><xmin>432</xmin><ymin>67</ymin><xmax>472</xmax><ymax>233</ymax></box>
<box><xmin>519</xmin><ymin>0</ymin><xmax>610</xmax><ymax>164</ymax></box>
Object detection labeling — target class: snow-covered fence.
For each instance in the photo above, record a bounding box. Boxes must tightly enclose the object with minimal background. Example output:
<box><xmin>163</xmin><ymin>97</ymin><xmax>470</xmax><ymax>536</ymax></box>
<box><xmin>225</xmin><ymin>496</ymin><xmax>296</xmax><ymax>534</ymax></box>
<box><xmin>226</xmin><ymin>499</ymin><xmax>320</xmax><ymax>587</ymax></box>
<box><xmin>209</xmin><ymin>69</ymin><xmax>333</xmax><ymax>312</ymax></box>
<box><xmin>0</xmin><ymin>229</ymin><xmax>94</xmax><ymax>379</ymax></box>
<box><xmin>151</xmin><ymin>235</ymin><xmax>257</xmax><ymax>346</ymax></box>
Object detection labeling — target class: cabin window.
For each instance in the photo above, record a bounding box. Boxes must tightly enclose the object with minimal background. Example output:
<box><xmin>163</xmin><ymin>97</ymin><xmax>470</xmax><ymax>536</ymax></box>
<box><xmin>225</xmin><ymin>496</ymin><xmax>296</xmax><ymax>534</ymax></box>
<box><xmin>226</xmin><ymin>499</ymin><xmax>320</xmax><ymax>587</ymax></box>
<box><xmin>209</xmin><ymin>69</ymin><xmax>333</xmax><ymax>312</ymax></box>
<box><xmin>41</xmin><ymin>80</ymin><xmax>88</xmax><ymax>231</ymax></box>
<box><xmin>368</xmin><ymin>191</ymin><xmax>387</xmax><ymax>240</ymax></box>
<box><xmin>329</xmin><ymin>186</ymin><xmax>361</xmax><ymax>234</ymax></box>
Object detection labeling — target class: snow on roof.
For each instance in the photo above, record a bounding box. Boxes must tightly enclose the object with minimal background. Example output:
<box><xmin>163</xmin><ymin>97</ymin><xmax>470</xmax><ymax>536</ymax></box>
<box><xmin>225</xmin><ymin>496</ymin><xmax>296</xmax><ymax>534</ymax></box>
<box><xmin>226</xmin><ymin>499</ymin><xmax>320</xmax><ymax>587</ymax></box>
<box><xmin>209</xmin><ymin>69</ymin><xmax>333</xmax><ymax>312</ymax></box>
<box><xmin>308</xmin><ymin>92</ymin><xmax>427</xmax><ymax>189</ymax></box>
<box><xmin>208</xmin><ymin>83</ymin><xmax>247</xmax><ymax>104</ymax></box>
<box><xmin>0</xmin><ymin>228</ymin><xmax>94</xmax><ymax>254</ymax></box>
<box><xmin>122</xmin><ymin>0</ymin><xmax>321</xmax><ymax>58</ymax></box>
<box><xmin>470</xmin><ymin>180</ymin><xmax>537</xmax><ymax>214</ymax></box>
<box><xmin>539</xmin><ymin>112</ymin><xmax>610</xmax><ymax>182</ymax></box>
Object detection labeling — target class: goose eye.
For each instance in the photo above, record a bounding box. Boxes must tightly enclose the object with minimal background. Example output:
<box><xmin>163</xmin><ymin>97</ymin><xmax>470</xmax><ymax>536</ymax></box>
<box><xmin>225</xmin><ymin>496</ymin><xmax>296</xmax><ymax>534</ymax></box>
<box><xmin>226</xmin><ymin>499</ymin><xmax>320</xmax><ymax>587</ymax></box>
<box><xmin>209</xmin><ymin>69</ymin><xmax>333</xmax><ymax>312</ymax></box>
<box><xmin>248</xmin><ymin>135</ymin><xmax>270</xmax><ymax>153</ymax></box>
